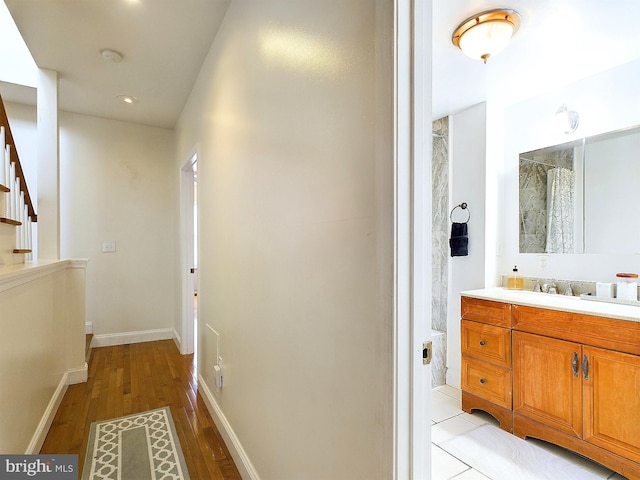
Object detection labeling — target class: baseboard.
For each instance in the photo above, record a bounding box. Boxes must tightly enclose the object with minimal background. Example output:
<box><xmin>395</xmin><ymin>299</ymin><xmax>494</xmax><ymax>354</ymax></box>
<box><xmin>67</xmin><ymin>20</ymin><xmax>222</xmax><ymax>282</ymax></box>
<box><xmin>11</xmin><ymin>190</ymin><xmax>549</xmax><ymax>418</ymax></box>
<box><xmin>25</xmin><ymin>372</ymin><xmax>67</xmax><ymax>454</ymax></box>
<box><xmin>26</xmin><ymin>362</ymin><xmax>90</xmax><ymax>454</ymax></box>
<box><xmin>446</xmin><ymin>367</ymin><xmax>461</xmax><ymax>389</ymax></box>
<box><xmin>173</xmin><ymin>328</ymin><xmax>182</xmax><ymax>352</ymax></box>
<box><xmin>68</xmin><ymin>363</ymin><xmax>88</xmax><ymax>385</ymax></box>
<box><xmin>198</xmin><ymin>374</ymin><xmax>260</xmax><ymax>480</ymax></box>
<box><xmin>85</xmin><ymin>322</ymin><xmax>93</xmax><ymax>334</ymax></box>
<box><xmin>91</xmin><ymin>328</ymin><xmax>174</xmax><ymax>348</ymax></box>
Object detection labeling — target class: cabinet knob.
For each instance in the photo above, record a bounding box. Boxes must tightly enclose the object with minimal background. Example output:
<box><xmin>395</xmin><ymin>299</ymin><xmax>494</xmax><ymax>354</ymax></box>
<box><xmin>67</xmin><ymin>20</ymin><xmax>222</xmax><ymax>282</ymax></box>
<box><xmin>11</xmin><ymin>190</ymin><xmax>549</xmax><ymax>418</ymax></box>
<box><xmin>479</xmin><ymin>340</ymin><xmax>486</xmax><ymax>346</ymax></box>
<box><xmin>479</xmin><ymin>378</ymin><xmax>486</xmax><ymax>384</ymax></box>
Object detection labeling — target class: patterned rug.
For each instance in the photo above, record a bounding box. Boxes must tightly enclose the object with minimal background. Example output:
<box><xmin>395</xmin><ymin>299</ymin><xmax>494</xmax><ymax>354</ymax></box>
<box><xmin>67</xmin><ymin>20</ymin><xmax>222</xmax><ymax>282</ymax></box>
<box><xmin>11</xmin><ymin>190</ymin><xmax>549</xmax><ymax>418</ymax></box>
<box><xmin>82</xmin><ymin>407</ymin><xmax>190</xmax><ymax>480</ymax></box>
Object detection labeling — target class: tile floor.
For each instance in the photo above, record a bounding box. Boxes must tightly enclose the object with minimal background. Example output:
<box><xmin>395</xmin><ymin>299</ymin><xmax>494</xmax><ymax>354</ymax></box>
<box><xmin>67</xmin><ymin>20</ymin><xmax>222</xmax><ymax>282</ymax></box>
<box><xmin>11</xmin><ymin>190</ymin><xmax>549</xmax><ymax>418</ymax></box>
<box><xmin>431</xmin><ymin>385</ymin><xmax>627</xmax><ymax>480</ymax></box>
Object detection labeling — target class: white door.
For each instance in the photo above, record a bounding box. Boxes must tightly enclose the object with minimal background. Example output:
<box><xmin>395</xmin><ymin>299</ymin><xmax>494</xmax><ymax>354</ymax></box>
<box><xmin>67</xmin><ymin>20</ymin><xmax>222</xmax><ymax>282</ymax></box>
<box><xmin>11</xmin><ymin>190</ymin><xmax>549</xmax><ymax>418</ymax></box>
<box><xmin>180</xmin><ymin>153</ymin><xmax>198</xmax><ymax>356</ymax></box>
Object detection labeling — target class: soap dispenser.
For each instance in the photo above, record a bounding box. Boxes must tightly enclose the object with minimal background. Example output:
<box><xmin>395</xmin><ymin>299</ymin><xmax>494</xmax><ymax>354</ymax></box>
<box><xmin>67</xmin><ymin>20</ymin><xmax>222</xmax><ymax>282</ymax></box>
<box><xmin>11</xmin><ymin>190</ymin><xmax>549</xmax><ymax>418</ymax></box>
<box><xmin>507</xmin><ymin>265</ymin><xmax>523</xmax><ymax>290</ymax></box>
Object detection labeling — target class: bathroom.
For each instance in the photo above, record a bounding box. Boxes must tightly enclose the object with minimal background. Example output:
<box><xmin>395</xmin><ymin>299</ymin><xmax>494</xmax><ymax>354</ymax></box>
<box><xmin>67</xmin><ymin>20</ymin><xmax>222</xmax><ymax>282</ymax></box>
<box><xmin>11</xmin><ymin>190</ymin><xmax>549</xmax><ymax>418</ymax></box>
<box><xmin>430</xmin><ymin>56</ymin><xmax>640</xmax><ymax>390</ymax></box>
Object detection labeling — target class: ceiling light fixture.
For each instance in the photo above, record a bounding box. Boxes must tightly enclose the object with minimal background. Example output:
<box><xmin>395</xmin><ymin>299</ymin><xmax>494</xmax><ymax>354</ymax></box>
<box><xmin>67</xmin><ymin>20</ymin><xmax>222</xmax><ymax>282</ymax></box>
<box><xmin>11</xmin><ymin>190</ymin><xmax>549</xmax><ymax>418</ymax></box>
<box><xmin>554</xmin><ymin>104</ymin><xmax>579</xmax><ymax>134</ymax></box>
<box><xmin>117</xmin><ymin>95</ymin><xmax>139</xmax><ymax>104</ymax></box>
<box><xmin>101</xmin><ymin>48</ymin><xmax>123</xmax><ymax>63</ymax></box>
<box><xmin>452</xmin><ymin>9</ymin><xmax>521</xmax><ymax>64</ymax></box>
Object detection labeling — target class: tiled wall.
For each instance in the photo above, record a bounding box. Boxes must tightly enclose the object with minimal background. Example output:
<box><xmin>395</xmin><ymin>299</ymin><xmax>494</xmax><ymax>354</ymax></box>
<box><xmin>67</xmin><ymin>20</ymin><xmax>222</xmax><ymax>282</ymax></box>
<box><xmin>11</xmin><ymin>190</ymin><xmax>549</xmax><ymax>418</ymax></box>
<box><xmin>432</xmin><ymin>117</ymin><xmax>448</xmax><ymax>387</ymax></box>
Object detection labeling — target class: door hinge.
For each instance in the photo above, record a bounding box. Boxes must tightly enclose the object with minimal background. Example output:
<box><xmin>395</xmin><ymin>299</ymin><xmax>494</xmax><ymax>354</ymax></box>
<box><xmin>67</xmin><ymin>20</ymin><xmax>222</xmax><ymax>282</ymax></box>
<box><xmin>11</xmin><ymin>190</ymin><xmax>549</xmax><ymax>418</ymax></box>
<box><xmin>422</xmin><ymin>341</ymin><xmax>433</xmax><ymax>365</ymax></box>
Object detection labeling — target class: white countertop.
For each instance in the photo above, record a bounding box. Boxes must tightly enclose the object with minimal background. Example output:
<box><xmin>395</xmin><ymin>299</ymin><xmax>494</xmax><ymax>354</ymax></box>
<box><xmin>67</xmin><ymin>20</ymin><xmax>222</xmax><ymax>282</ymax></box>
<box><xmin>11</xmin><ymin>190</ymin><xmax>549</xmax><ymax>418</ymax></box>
<box><xmin>461</xmin><ymin>287</ymin><xmax>640</xmax><ymax>323</ymax></box>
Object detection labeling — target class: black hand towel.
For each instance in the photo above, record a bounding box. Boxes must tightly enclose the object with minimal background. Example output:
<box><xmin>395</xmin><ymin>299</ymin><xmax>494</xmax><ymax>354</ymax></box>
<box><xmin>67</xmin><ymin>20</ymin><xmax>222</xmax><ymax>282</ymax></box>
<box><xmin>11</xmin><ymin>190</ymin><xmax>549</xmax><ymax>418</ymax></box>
<box><xmin>449</xmin><ymin>222</ymin><xmax>469</xmax><ymax>257</ymax></box>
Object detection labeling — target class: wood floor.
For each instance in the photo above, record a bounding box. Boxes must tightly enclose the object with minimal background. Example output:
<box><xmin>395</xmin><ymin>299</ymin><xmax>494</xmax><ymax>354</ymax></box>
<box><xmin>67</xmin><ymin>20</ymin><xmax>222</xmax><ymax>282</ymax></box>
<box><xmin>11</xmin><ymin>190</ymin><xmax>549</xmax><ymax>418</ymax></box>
<box><xmin>40</xmin><ymin>339</ymin><xmax>242</xmax><ymax>480</ymax></box>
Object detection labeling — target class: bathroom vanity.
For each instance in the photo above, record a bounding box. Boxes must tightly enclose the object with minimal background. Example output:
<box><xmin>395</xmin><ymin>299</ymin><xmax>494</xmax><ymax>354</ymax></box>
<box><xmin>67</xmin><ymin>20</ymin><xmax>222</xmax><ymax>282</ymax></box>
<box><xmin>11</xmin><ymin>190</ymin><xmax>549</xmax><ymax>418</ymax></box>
<box><xmin>460</xmin><ymin>288</ymin><xmax>640</xmax><ymax>480</ymax></box>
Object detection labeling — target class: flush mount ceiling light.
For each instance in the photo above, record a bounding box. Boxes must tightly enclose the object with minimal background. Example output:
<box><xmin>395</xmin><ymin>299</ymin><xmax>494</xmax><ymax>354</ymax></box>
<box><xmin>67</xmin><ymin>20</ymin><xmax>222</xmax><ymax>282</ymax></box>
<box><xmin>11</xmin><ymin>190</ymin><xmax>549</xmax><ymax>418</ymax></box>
<box><xmin>452</xmin><ymin>9</ymin><xmax>521</xmax><ymax>63</ymax></box>
<box><xmin>555</xmin><ymin>104</ymin><xmax>579</xmax><ymax>134</ymax></box>
<box><xmin>101</xmin><ymin>48</ymin><xmax>123</xmax><ymax>63</ymax></box>
<box><xmin>117</xmin><ymin>94</ymin><xmax>139</xmax><ymax>104</ymax></box>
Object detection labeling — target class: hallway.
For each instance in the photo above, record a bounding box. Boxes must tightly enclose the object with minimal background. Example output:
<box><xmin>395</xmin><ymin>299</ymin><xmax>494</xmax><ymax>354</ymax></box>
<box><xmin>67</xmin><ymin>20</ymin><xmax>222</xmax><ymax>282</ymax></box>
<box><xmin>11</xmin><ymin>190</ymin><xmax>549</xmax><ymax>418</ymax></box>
<box><xmin>40</xmin><ymin>340</ymin><xmax>241</xmax><ymax>479</ymax></box>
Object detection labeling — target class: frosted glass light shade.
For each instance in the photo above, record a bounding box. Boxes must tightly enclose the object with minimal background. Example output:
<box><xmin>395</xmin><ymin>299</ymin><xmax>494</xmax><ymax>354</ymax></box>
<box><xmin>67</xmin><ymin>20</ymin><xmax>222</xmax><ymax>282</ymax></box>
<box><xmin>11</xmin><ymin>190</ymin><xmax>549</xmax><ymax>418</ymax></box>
<box><xmin>452</xmin><ymin>9</ymin><xmax>521</xmax><ymax>63</ymax></box>
<box><xmin>458</xmin><ymin>21</ymin><xmax>514</xmax><ymax>61</ymax></box>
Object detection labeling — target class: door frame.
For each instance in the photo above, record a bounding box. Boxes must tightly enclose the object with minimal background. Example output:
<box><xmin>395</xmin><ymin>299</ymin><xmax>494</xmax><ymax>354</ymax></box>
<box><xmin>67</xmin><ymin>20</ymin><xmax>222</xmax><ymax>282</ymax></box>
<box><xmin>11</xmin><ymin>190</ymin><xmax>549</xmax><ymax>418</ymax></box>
<box><xmin>394</xmin><ymin>0</ymin><xmax>432</xmax><ymax>478</ymax></box>
<box><xmin>179</xmin><ymin>150</ymin><xmax>198</xmax><ymax>355</ymax></box>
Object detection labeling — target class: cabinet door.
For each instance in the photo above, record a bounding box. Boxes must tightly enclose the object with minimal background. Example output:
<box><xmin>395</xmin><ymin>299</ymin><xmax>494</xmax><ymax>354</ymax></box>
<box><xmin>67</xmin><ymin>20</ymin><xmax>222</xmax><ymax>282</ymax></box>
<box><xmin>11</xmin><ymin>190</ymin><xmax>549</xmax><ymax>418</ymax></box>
<box><xmin>513</xmin><ymin>331</ymin><xmax>583</xmax><ymax>438</ymax></box>
<box><xmin>583</xmin><ymin>346</ymin><xmax>640</xmax><ymax>463</ymax></box>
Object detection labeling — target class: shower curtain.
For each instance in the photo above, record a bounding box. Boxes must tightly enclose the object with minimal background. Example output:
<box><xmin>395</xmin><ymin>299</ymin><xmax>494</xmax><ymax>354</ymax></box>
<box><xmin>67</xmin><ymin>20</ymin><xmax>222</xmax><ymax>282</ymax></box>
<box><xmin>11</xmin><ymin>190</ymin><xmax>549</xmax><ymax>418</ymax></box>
<box><xmin>546</xmin><ymin>167</ymin><xmax>574</xmax><ymax>253</ymax></box>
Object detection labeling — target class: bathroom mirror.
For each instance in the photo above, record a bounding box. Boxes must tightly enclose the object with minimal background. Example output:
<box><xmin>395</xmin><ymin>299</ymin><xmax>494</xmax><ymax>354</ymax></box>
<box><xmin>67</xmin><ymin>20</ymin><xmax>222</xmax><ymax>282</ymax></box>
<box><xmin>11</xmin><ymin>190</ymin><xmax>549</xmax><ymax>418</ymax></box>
<box><xmin>519</xmin><ymin>124</ymin><xmax>640</xmax><ymax>254</ymax></box>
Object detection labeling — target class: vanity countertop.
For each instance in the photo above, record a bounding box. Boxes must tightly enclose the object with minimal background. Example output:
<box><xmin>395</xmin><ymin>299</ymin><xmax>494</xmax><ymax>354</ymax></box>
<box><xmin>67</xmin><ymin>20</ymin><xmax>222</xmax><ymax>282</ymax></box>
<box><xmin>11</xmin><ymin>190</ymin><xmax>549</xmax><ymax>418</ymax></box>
<box><xmin>461</xmin><ymin>287</ymin><xmax>640</xmax><ymax>323</ymax></box>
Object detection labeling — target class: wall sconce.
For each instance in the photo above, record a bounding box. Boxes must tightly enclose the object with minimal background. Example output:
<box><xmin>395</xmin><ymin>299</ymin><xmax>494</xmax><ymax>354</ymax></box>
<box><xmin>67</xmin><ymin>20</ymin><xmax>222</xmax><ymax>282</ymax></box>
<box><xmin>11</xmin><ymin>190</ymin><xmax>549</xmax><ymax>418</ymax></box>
<box><xmin>555</xmin><ymin>104</ymin><xmax>579</xmax><ymax>134</ymax></box>
<box><xmin>452</xmin><ymin>9</ymin><xmax>521</xmax><ymax>63</ymax></box>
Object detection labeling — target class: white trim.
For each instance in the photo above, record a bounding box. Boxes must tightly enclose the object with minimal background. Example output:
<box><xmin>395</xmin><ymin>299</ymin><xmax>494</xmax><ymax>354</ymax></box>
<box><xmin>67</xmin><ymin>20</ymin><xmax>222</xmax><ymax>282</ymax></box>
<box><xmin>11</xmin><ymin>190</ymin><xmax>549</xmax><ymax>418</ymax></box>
<box><xmin>410</xmin><ymin>0</ymin><xmax>432</xmax><ymax>477</ymax></box>
<box><xmin>91</xmin><ymin>328</ymin><xmax>174</xmax><ymax>348</ymax></box>
<box><xmin>394</xmin><ymin>0</ymin><xmax>411</xmax><ymax>477</ymax></box>
<box><xmin>26</xmin><ymin>373</ymin><xmax>68</xmax><ymax>454</ymax></box>
<box><xmin>179</xmin><ymin>152</ymin><xmax>198</xmax><ymax>355</ymax></box>
<box><xmin>68</xmin><ymin>363</ymin><xmax>88</xmax><ymax>385</ymax></box>
<box><xmin>85</xmin><ymin>322</ymin><xmax>93</xmax><ymax>334</ymax></box>
<box><xmin>25</xmin><ymin>363</ymin><xmax>86</xmax><ymax>454</ymax></box>
<box><xmin>173</xmin><ymin>327</ymin><xmax>182</xmax><ymax>349</ymax></box>
<box><xmin>393</xmin><ymin>0</ymin><xmax>432</xmax><ymax>478</ymax></box>
<box><xmin>0</xmin><ymin>259</ymin><xmax>87</xmax><ymax>293</ymax></box>
<box><xmin>198</xmin><ymin>375</ymin><xmax>260</xmax><ymax>480</ymax></box>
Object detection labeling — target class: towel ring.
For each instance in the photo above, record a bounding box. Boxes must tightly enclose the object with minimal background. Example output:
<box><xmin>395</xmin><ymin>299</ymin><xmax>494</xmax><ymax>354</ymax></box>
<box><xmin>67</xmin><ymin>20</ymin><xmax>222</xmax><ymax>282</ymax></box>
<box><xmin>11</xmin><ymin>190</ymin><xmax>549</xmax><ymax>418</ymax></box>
<box><xmin>450</xmin><ymin>202</ymin><xmax>470</xmax><ymax>223</ymax></box>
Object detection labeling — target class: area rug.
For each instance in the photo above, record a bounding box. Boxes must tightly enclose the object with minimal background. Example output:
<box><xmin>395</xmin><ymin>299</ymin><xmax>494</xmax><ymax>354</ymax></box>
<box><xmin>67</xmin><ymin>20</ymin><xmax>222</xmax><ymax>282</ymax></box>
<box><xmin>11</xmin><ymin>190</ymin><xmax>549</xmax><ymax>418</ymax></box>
<box><xmin>439</xmin><ymin>424</ymin><xmax>604</xmax><ymax>480</ymax></box>
<box><xmin>82</xmin><ymin>407</ymin><xmax>190</xmax><ymax>480</ymax></box>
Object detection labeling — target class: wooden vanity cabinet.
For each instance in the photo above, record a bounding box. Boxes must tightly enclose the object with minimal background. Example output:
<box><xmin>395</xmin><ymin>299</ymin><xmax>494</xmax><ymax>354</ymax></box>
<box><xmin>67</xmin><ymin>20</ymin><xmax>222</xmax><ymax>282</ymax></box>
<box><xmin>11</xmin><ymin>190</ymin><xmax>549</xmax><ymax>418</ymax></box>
<box><xmin>461</xmin><ymin>296</ymin><xmax>640</xmax><ymax>480</ymax></box>
<box><xmin>460</xmin><ymin>297</ymin><xmax>513</xmax><ymax>432</ymax></box>
<box><xmin>513</xmin><ymin>304</ymin><xmax>640</xmax><ymax>479</ymax></box>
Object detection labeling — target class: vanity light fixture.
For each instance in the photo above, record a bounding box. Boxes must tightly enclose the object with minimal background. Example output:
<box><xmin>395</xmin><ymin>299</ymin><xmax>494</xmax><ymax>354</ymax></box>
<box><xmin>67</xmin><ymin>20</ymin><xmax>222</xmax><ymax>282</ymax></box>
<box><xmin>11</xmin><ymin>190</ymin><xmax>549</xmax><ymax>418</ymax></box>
<box><xmin>555</xmin><ymin>104</ymin><xmax>579</xmax><ymax>134</ymax></box>
<box><xmin>452</xmin><ymin>9</ymin><xmax>521</xmax><ymax>64</ymax></box>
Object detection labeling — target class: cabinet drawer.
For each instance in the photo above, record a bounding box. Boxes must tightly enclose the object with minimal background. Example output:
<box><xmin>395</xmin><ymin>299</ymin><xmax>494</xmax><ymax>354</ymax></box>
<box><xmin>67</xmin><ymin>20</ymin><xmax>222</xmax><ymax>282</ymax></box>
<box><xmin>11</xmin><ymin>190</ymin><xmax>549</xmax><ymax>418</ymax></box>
<box><xmin>461</xmin><ymin>297</ymin><xmax>512</xmax><ymax>327</ymax></box>
<box><xmin>462</xmin><ymin>357</ymin><xmax>512</xmax><ymax>409</ymax></box>
<box><xmin>462</xmin><ymin>320</ymin><xmax>511</xmax><ymax>368</ymax></box>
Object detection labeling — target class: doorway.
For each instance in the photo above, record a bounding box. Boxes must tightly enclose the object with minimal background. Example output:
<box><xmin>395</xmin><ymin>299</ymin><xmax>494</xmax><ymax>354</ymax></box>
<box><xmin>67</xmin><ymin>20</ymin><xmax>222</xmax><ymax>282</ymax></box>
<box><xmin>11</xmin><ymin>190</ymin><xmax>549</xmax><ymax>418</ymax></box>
<box><xmin>180</xmin><ymin>153</ymin><xmax>198</xmax><ymax>358</ymax></box>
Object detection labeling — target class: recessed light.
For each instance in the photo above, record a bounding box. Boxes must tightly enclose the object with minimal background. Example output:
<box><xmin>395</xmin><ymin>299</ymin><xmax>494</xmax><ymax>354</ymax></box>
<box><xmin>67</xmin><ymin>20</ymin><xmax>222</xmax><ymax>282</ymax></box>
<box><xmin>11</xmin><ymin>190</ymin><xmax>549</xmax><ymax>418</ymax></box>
<box><xmin>101</xmin><ymin>48</ymin><xmax>123</xmax><ymax>63</ymax></box>
<box><xmin>117</xmin><ymin>95</ymin><xmax>139</xmax><ymax>104</ymax></box>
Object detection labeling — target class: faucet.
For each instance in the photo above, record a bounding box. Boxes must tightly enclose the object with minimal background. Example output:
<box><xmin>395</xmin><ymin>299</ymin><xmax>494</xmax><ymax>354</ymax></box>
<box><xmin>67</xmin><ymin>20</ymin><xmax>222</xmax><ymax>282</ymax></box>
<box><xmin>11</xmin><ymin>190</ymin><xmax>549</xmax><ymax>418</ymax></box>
<box><xmin>564</xmin><ymin>283</ymin><xmax>574</xmax><ymax>296</ymax></box>
<box><xmin>542</xmin><ymin>280</ymin><xmax>557</xmax><ymax>294</ymax></box>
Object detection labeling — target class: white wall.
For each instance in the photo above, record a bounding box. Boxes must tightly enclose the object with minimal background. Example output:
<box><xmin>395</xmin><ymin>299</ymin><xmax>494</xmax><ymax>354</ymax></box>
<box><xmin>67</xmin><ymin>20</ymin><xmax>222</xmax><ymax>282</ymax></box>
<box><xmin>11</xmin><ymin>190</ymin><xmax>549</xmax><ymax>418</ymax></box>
<box><xmin>501</xmin><ymin>58</ymin><xmax>640</xmax><ymax>282</ymax></box>
<box><xmin>0</xmin><ymin>261</ymin><xmax>86</xmax><ymax>453</ymax></box>
<box><xmin>446</xmin><ymin>102</ymin><xmax>487</xmax><ymax>388</ymax></box>
<box><xmin>59</xmin><ymin>112</ymin><xmax>177</xmax><ymax>339</ymax></box>
<box><xmin>5</xmin><ymin>104</ymin><xmax>178</xmax><ymax>340</ymax></box>
<box><xmin>175</xmin><ymin>1</ymin><xmax>393</xmax><ymax>478</ymax></box>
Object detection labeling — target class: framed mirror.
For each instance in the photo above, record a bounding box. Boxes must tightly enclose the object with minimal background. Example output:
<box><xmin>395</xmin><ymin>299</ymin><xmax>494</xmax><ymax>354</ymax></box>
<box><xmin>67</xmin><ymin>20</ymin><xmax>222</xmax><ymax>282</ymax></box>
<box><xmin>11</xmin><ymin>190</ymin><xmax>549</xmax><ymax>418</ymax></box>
<box><xmin>519</xmin><ymin>125</ymin><xmax>640</xmax><ymax>254</ymax></box>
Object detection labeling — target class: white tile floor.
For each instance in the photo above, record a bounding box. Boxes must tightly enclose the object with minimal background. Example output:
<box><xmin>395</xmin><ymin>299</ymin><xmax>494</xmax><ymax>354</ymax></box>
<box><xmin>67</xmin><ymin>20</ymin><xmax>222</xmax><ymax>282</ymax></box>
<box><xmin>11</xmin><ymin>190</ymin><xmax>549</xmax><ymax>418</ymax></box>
<box><xmin>431</xmin><ymin>385</ymin><xmax>627</xmax><ymax>480</ymax></box>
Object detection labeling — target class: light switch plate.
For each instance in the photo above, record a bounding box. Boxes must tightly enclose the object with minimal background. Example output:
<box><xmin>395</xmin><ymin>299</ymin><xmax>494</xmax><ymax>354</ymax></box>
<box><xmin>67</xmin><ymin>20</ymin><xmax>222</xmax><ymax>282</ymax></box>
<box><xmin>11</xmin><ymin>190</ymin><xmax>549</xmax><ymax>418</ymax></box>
<box><xmin>102</xmin><ymin>240</ymin><xmax>116</xmax><ymax>253</ymax></box>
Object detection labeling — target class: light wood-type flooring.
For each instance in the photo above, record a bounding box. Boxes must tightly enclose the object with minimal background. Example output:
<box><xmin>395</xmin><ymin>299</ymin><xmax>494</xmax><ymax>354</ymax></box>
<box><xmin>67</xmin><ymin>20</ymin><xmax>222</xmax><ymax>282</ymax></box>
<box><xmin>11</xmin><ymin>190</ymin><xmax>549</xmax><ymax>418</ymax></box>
<box><xmin>40</xmin><ymin>339</ymin><xmax>242</xmax><ymax>480</ymax></box>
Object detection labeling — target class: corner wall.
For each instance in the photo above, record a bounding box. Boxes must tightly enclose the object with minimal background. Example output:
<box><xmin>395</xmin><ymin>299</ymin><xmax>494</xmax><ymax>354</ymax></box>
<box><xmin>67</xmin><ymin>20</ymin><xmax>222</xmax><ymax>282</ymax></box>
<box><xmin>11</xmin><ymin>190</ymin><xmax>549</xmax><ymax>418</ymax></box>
<box><xmin>59</xmin><ymin>112</ymin><xmax>177</xmax><ymax>340</ymax></box>
<box><xmin>175</xmin><ymin>1</ymin><xmax>394</xmax><ymax>478</ymax></box>
<box><xmin>446</xmin><ymin>103</ymin><xmax>487</xmax><ymax>388</ymax></box>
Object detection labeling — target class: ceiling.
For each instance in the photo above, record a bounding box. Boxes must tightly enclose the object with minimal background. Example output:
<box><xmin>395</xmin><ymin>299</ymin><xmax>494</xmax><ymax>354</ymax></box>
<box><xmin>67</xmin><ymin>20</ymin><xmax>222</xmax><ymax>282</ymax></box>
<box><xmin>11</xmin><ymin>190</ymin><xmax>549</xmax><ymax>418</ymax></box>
<box><xmin>3</xmin><ymin>0</ymin><xmax>231</xmax><ymax>129</ymax></box>
<box><xmin>2</xmin><ymin>0</ymin><xmax>640</xmax><ymax>128</ymax></box>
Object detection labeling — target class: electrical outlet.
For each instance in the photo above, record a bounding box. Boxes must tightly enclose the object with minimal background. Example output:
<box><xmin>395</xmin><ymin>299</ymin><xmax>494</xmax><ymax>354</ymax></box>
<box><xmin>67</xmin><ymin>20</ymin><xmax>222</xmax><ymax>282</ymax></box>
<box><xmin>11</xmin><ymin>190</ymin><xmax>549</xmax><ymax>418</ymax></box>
<box><xmin>102</xmin><ymin>240</ymin><xmax>116</xmax><ymax>253</ymax></box>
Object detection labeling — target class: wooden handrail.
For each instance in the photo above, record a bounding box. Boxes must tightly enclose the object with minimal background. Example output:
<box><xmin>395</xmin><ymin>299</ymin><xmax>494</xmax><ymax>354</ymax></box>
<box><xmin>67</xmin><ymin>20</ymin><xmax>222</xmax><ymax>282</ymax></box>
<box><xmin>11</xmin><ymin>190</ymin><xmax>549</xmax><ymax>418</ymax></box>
<box><xmin>0</xmin><ymin>93</ymin><xmax>37</xmax><ymax>221</ymax></box>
